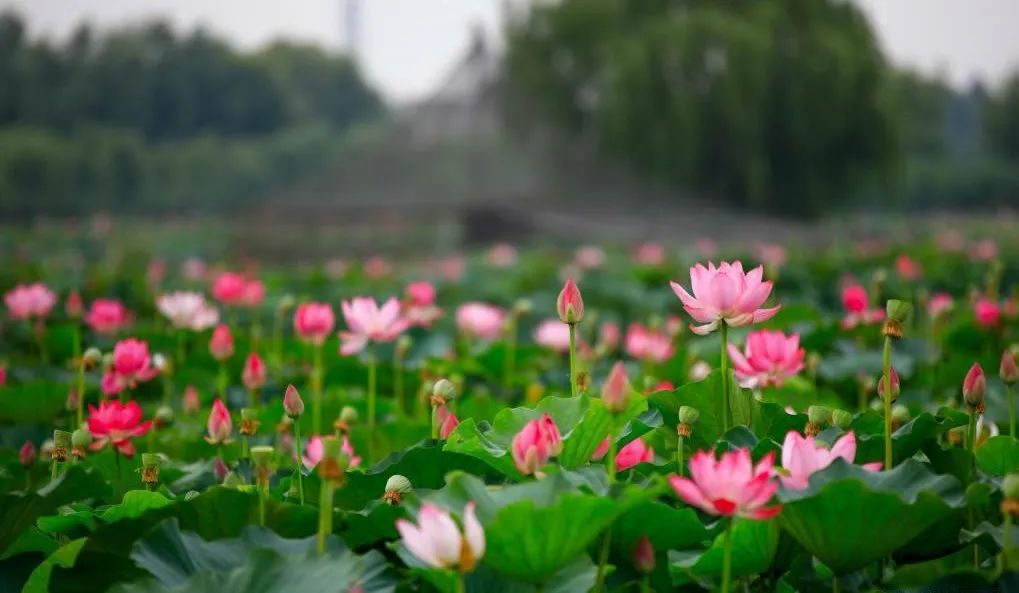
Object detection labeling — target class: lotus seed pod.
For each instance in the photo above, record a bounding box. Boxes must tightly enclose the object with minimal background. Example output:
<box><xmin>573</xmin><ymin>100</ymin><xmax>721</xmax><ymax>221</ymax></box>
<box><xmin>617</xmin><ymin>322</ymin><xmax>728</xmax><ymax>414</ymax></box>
<box><xmin>885</xmin><ymin>299</ymin><xmax>913</xmax><ymax>323</ymax></box>
<box><xmin>1003</xmin><ymin>473</ymin><xmax>1019</xmax><ymax>499</ymax></box>
<box><xmin>807</xmin><ymin>405</ymin><xmax>831</xmax><ymax>426</ymax></box>
<box><xmin>250</xmin><ymin>445</ymin><xmax>274</xmax><ymax>468</ymax></box>
<box><xmin>53</xmin><ymin>430</ymin><xmax>72</xmax><ymax>449</ymax></box>
<box><xmin>678</xmin><ymin>406</ymin><xmax>700</xmax><ymax>425</ymax></box>
<box><xmin>340</xmin><ymin>406</ymin><xmax>359</xmax><ymax>424</ymax></box>
<box><xmin>141</xmin><ymin>453</ymin><xmax>160</xmax><ymax>469</ymax></box>
<box><xmin>385</xmin><ymin>474</ymin><xmax>412</xmax><ymax>495</ymax></box>
<box><xmin>831</xmin><ymin>409</ymin><xmax>853</xmax><ymax>430</ymax></box>
<box><xmin>82</xmin><ymin>347</ymin><xmax>103</xmax><ymax>368</ymax></box>
<box><xmin>71</xmin><ymin>427</ymin><xmax>92</xmax><ymax>448</ymax></box>
<box><xmin>432</xmin><ymin>378</ymin><xmax>457</xmax><ymax>403</ymax></box>
<box><xmin>891</xmin><ymin>404</ymin><xmax>910</xmax><ymax>424</ymax></box>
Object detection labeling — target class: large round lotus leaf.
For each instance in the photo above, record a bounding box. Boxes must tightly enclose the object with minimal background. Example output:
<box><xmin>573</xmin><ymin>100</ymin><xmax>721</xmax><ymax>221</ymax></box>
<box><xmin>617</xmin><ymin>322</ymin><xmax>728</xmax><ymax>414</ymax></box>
<box><xmin>776</xmin><ymin>459</ymin><xmax>965</xmax><ymax>575</ymax></box>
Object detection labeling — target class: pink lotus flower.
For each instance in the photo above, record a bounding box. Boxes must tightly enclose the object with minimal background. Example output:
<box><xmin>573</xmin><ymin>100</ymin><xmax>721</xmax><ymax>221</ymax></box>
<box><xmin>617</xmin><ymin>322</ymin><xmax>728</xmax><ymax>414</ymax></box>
<box><xmin>927</xmin><ymin>293</ymin><xmax>953</xmax><ymax>319</ymax></box>
<box><xmin>964</xmin><ymin>362</ymin><xmax>986</xmax><ymax>405</ymax></box>
<box><xmin>435</xmin><ymin>255</ymin><xmax>466</xmax><ymax>281</ymax></box>
<box><xmin>970</xmin><ymin>239</ymin><xmax>998</xmax><ymax>262</ymax></box>
<box><xmin>182</xmin><ymin>258</ymin><xmax>207</xmax><ymax>281</ymax></box>
<box><xmin>209</xmin><ymin>324</ymin><xmax>234</xmax><ymax>361</ymax></box>
<box><xmin>303</xmin><ymin>434</ymin><xmax>361</xmax><ymax>469</ymax></box>
<box><xmin>440</xmin><ymin>410</ymin><xmax>460</xmax><ymax>439</ymax></box>
<box><xmin>779</xmin><ymin>431</ymin><xmax>880</xmax><ymax>490</ymax></box>
<box><xmin>556</xmin><ymin>279</ymin><xmax>584</xmax><ymax>324</ymax></box>
<box><xmin>339</xmin><ymin>297</ymin><xmax>411</xmax><ymax>356</ymax></box>
<box><xmin>242</xmin><ymin>352</ymin><xmax>267</xmax><ymax>391</ymax></box>
<box><xmin>212</xmin><ymin>272</ymin><xmax>247</xmax><ymax>305</ymax></box>
<box><xmin>895</xmin><ymin>254</ymin><xmax>923</xmax><ymax>280</ymax></box>
<box><xmin>601</xmin><ymin>361</ymin><xmax>630</xmax><ymax>413</ymax></box>
<box><xmin>5</xmin><ymin>283</ymin><xmax>57</xmax><ymax>320</ymax></box>
<box><xmin>1002</xmin><ymin>351</ymin><xmax>1019</xmax><ymax>384</ymax></box>
<box><xmin>670</xmin><ymin>261</ymin><xmax>780</xmax><ymax>335</ymax></box>
<box><xmin>616</xmin><ymin>438</ymin><xmax>654</xmax><ymax>471</ymax></box>
<box><xmin>65</xmin><ymin>290</ymin><xmax>83</xmax><ymax>319</ymax></box>
<box><xmin>101</xmin><ymin>338</ymin><xmax>158</xmax><ymax>395</ymax></box>
<box><xmin>575</xmin><ymin>246</ymin><xmax>605</xmax><ymax>269</ymax></box>
<box><xmin>840</xmin><ymin>284</ymin><xmax>884</xmax><ymax>329</ymax></box>
<box><xmin>20</xmin><ymin>441</ymin><xmax>36</xmax><ymax>467</ymax></box>
<box><xmin>183</xmin><ymin>385</ymin><xmax>201</xmax><ymax>414</ymax></box>
<box><xmin>624</xmin><ymin>323</ymin><xmax>674</xmax><ymax>363</ymax></box>
<box><xmin>727</xmin><ymin>330</ymin><xmax>805</xmax><ymax>389</ymax></box>
<box><xmin>974</xmin><ymin>297</ymin><xmax>1000</xmax><ymax>328</ymax></box>
<box><xmin>633</xmin><ymin>242</ymin><xmax>665</xmax><ymax>266</ymax></box>
<box><xmin>294</xmin><ymin>302</ymin><xmax>335</xmax><ymax>345</ymax></box>
<box><xmin>511</xmin><ymin>414</ymin><xmax>561</xmax><ymax>475</ymax></box>
<box><xmin>87</xmin><ymin>400</ymin><xmax>153</xmax><ymax>457</ymax></box>
<box><xmin>456</xmin><ymin>302</ymin><xmax>505</xmax><ymax>341</ymax></box>
<box><xmin>755</xmin><ymin>243</ymin><xmax>788</xmax><ymax>268</ymax></box>
<box><xmin>403</xmin><ymin>281</ymin><xmax>442</xmax><ymax>327</ymax></box>
<box><xmin>283</xmin><ymin>384</ymin><xmax>305</xmax><ymax>417</ymax></box>
<box><xmin>533</xmin><ymin>319</ymin><xmax>572</xmax><ymax>353</ymax></box>
<box><xmin>84</xmin><ymin>299</ymin><xmax>131</xmax><ymax>335</ymax></box>
<box><xmin>157</xmin><ymin>292</ymin><xmax>220</xmax><ymax>331</ymax></box>
<box><xmin>487</xmin><ymin>243</ymin><xmax>518</xmax><ymax>267</ymax></box>
<box><xmin>668</xmin><ymin>448</ymin><xmax>782</xmax><ymax>519</ymax></box>
<box><xmin>205</xmin><ymin>399</ymin><xmax>232</xmax><ymax>444</ymax></box>
<box><xmin>396</xmin><ymin>502</ymin><xmax>485</xmax><ymax>571</ymax></box>
<box><xmin>241</xmin><ymin>279</ymin><xmax>265</xmax><ymax>308</ymax></box>
<box><xmin>363</xmin><ymin>255</ymin><xmax>392</xmax><ymax>279</ymax></box>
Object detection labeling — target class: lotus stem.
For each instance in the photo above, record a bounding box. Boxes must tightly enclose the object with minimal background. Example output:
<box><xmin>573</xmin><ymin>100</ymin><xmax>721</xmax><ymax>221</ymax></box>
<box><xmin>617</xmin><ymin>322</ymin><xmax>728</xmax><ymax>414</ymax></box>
<box><xmin>882</xmin><ymin>335</ymin><xmax>893</xmax><ymax>471</ymax></box>
<box><xmin>721</xmin><ymin>518</ymin><xmax>734</xmax><ymax>593</ymax></box>
<box><xmin>594</xmin><ymin>530</ymin><xmax>612</xmax><ymax>592</ymax></box>
<box><xmin>317</xmin><ymin>479</ymin><xmax>333</xmax><ymax>554</ymax></box>
<box><xmin>393</xmin><ymin>348</ymin><xmax>404</xmax><ymax>419</ymax></box>
<box><xmin>293</xmin><ymin>420</ymin><xmax>305</xmax><ymax>505</ymax></box>
<box><xmin>720</xmin><ymin>322</ymin><xmax>731</xmax><ymax>432</ymax></box>
<box><xmin>677</xmin><ymin>436</ymin><xmax>685</xmax><ymax>477</ymax></box>
<box><xmin>367</xmin><ymin>351</ymin><xmax>377</xmax><ymax>431</ymax></box>
<box><xmin>568</xmin><ymin>323</ymin><xmax>578</xmax><ymax>397</ymax></box>
<box><xmin>74</xmin><ymin>326</ymin><xmax>85</xmax><ymax>427</ymax></box>
<box><xmin>311</xmin><ymin>343</ymin><xmax>323</xmax><ymax>435</ymax></box>
<box><xmin>503</xmin><ymin>315</ymin><xmax>518</xmax><ymax>399</ymax></box>
<box><xmin>607</xmin><ymin>434</ymin><xmax>617</xmax><ymax>484</ymax></box>
<box><xmin>1009</xmin><ymin>383</ymin><xmax>1016</xmax><ymax>439</ymax></box>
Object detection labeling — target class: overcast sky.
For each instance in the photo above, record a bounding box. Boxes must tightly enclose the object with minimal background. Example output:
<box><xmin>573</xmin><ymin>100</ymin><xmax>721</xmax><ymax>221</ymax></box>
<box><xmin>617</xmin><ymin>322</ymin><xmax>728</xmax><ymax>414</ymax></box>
<box><xmin>3</xmin><ymin>0</ymin><xmax>1018</xmax><ymax>103</ymax></box>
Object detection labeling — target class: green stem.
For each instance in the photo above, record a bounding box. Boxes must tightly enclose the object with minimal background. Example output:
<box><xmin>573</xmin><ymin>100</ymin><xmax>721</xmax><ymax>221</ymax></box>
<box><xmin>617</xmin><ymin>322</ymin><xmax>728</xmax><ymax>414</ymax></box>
<box><xmin>257</xmin><ymin>474</ymin><xmax>267</xmax><ymax>526</ymax></box>
<box><xmin>394</xmin><ymin>349</ymin><xmax>404</xmax><ymax>419</ymax></box>
<box><xmin>242</xmin><ymin>435</ymin><xmax>250</xmax><ymax>460</ymax></box>
<box><xmin>312</xmin><ymin>344</ymin><xmax>323</xmax><ymax>435</ymax></box>
<box><xmin>431</xmin><ymin>405</ymin><xmax>440</xmax><ymax>440</ymax></box>
<box><xmin>367</xmin><ymin>353</ymin><xmax>377</xmax><ymax>431</ymax></box>
<box><xmin>271</xmin><ymin>309</ymin><xmax>283</xmax><ymax>374</ymax></box>
<box><xmin>74</xmin><ymin>326</ymin><xmax>85</xmax><ymax>427</ymax></box>
<box><xmin>217</xmin><ymin>363</ymin><xmax>228</xmax><ymax>398</ymax></box>
<box><xmin>677</xmin><ymin>436</ymin><xmax>685</xmax><ymax>477</ymax></box>
<box><xmin>317</xmin><ymin>480</ymin><xmax>333</xmax><ymax>554</ymax></box>
<box><xmin>721</xmin><ymin>518</ymin><xmax>734</xmax><ymax>593</ymax></box>
<box><xmin>568</xmin><ymin>323</ymin><xmax>578</xmax><ymax>397</ymax></box>
<box><xmin>1010</xmin><ymin>383</ymin><xmax>1016</xmax><ymax>440</ymax></box>
<box><xmin>455</xmin><ymin>571</ymin><xmax>466</xmax><ymax>593</ymax></box>
<box><xmin>1005</xmin><ymin>513</ymin><xmax>1014</xmax><ymax>571</ymax></box>
<box><xmin>832</xmin><ymin>576</ymin><xmax>840</xmax><ymax>593</ymax></box>
<box><xmin>503</xmin><ymin>315</ymin><xmax>518</xmax><ymax>399</ymax></box>
<box><xmin>882</xmin><ymin>335</ymin><xmax>893</xmax><ymax>471</ymax></box>
<box><xmin>594</xmin><ymin>530</ymin><xmax>612</xmax><ymax>592</ymax></box>
<box><xmin>720</xmin><ymin>323</ymin><xmax>730</xmax><ymax>432</ymax></box>
<box><xmin>293</xmin><ymin>420</ymin><xmax>305</xmax><ymax>505</ymax></box>
<box><xmin>968</xmin><ymin>410</ymin><xmax>979</xmax><ymax>568</ymax></box>
<box><xmin>176</xmin><ymin>330</ymin><xmax>186</xmax><ymax>368</ymax></box>
<box><xmin>50</xmin><ymin>459</ymin><xmax>58</xmax><ymax>482</ymax></box>
<box><xmin>607</xmin><ymin>434</ymin><xmax>617</xmax><ymax>484</ymax></box>
<box><xmin>640</xmin><ymin>575</ymin><xmax>651</xmax><ymax>593</ymax></box>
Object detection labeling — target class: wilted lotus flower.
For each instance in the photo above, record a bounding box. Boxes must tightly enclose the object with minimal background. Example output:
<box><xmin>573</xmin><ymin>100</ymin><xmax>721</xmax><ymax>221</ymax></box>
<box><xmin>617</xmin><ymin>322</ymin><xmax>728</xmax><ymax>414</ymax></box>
<box><xmin>727</xmin><ymin>330</ymin><xmax>805</xmax><ymax>389</ymax></box>
<box><xmin>84</xmin><ymin>299</ymin><xmax>132</xmax><ymax>335</ymax></box>
<box><xmin>205</xmin><ymin>399</ymin><xmax>233</xmax><ymax>445</ymax></box>
<box><xmin>339</xmin><ymin>297</ymin><xmax>411</xmax><ymax>356</ymax></box>
<box><xmin>669</xmin><ymin>448</ymin><xmax>782</xmax><ymax>519</ymax></box>
<box><xmin>157</xmin><ymin>291</ymin><xmax>220</xmax><ymax>331</ymax></box>
<box><xmin>5</xmin><ymin>283</ymin><xmax>57</xmax><ymax>320</ymax></box>
<box><xmin>293</xmin><ymin>302</ymin><xmax>335</xmax><ymax>345</ymax></box>
<box><xmin>778</xmin><ymin>431</ymin><xmax>881</xmax><ymax>490</ymax></box>
<box><xmin>615</xmin><ymin>438</ymin><xmax>654</xmax><ymax>471</ymax></box>
<box><xmin>87</xmin><ymin>400</ymin><xmax>153</xmax><ymax>457</ymax></box>
<box><xmin>396</xmin><ymin>502</ymin><xmax>485</xmax><ymax>572</ymax></box>
<box><xmin>456</xmin><ymin>302</ymin><xmax>505</xmax><ymax>341</ymax></box>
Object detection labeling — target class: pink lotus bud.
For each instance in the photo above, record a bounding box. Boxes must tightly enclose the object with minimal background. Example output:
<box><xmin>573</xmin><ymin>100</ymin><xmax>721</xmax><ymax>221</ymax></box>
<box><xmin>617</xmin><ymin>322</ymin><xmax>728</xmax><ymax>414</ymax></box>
<box><xmin>209</xmin><ymin>324</ymin><xmax>234</xmax><ymax>361</ymax></box>
<box><xmin>963</xmin><ymin>363</ymin><xmax>986</xmax><ymax>408</ymax></box>
<box><xmin>293</xmin><ymin>302</ymin><xmax>335</xmax><ymax>345</ymax></box>
<box><xmin>65</xmin><ymin>290</ymin><xmax>83</xmax><ymax>319</ymax></box>
<box><xmin>212</xmin><ymin>272</ymin><xmax>247</xmax><ymax>305</ymax></box>
<box><xmin>633</xmin><ymin>535</ymin><xmax>656</xmax><ymax>574</ymax></box>
<box><xmin>556</xmin><ymin>279</ymin><xmax>584</xmax><ymax>324</ymax></box>
<box><xmin>511</xmin><ymin>417</ymin><xmax>556</xmax><ymax>475</ymax></box>
<box><xmin>0</xmin><ymin>365</ymin><xmax>6</xmax><ymax>387</ymax></box>
<box><xmin>283</xmin><ymin>384</ymin><xmax>305</xmax><ymax>418</ymax></box>
<box><xmin>440</xmin><ymin>411</ymin><xmax>460</xmax><ymax>439</ymax></box>
<box><xmin>205</xmin><ymin>399</ymin><xmax>232</xmax><ymax>444</ymax></box>
<box><xmin>615</xmin><ymin>438</ymin><xmax>654</xmax><ymax>471</ymax></box>
<box><xmin>183</xmin><ymin>385</ymin><xmax>201</xmax><ymax>414</ymax></box>
<box><xmin>19</xmin><ymin>441</ymin><xmax>36</xmax><ymax>467</ymax></box>
<box><xmin>65</xmin><ymin>388</ymin><xmax>79</xmax><ymax>412</ymax></box>
<box><xmin>975</xmin><ymin>298</ymin><xmax>1001</xmax><ymax>328</ymax></box>
<box><xmin>1002</xmin><ymin>350</ymin><xmax>1019</xmax><ymax>385</ymax></box>
<box><xmin>242</xmin><ymin>352</ymin><xmax>267</xmax><ymax>391</ymax></box>
<box><xmin>591</xmin><ymin>437</ymin><xmax>610</xmax><ymax>461</ymax></box>
<box><xmin>601</xmin><ymin>362</ymin><xmax>630</xmax><ymax>414</ymax></box>
<box><xmin>878</xmin><ymin>367</ymin><xmax>900</xmax><ymax>401</ymax></box>
<box><xmin>540</xmin><ymin>413</ymin><xmax>562</xmax><ymax>456</ymax></box>
<box><xmin>85</xmin><ymin>299</ymin><xmax>132</xmax><ymax>335</ymax></box>
<box><xmin>214</xmin><ymin>457</ymin><xmax>229</xmax><ymax>482</ymax></box>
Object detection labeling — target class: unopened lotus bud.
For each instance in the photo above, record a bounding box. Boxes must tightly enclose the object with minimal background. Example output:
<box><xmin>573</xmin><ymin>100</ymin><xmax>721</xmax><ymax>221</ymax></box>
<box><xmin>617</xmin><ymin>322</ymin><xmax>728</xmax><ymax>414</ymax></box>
<box><xmin>154</xmin><ymin>406</ymin><xmax>174</xmax><ymax>428</ymax></box>
<box><xmin>382</xmin><ymin>474</ymin><xmax>412</xmax><ymax>505</ymax></box>
<box><xmin>214</xmin><ymin>457</ymin><xmax>229</xmax><ymax>482</ymax></box>
<box><xmin>283</xmin><ymin>384</ymin><xmax>304</xmax><ymax>418</ymax></box>
<box><xmin>1001</xmin><ymin>350</ymin><xmax>1019</xmax><ymax>386</ymax></box>
<box><xmin>52</xmin><ymin>430</ymin><xmax>71</xmax><ymax>463</ymax></box>
<box><xmin>633</xmin><ymin>535</ymin><xmax>656</xmax><ymax>575</ymax></box>
<box><xmin>831</xmin><ymin>409</ymin><xmax>853</xmax><ymax>430</ymax></box>
<box><xmin>239</xmin><ymin>408</ymin><xmax>260</xmax><ymax>436</ymax></box>
<box><xmin>878</xmin><ymin>367</ymin><xmax>900</xmax><ymax>402</ymax></box>
<box><xmin>963</xmin><ymin>363</ymin><xmax>986</xmax><ymax>410</ymax></box>
<box><xmin>432</xmin><ymin>378</ymin><xmax>457</xmax><ymax>406</ymax></box>
<box><xmin>19</xmin><ymin>441</ymin><xmax>36</xmax><ymax>467</ymax></box>
<box><xmin>556</xmin><ymin>279</ymin><xmax>584</xmax><ymax>324</ymax></box>
<box><xmin>141</xmin><ymin>453</ymin><xmax>160</xmax><ymax>486</ymax></box>
<box><xmin>513</xmin><ymin>298</ymin><xmax>532</xmax><ymax>316</ymax></box>
<box><xmin>82</xmin><ymin>347</ymin><xmax>102</xmax><ymax>369</ymax></box>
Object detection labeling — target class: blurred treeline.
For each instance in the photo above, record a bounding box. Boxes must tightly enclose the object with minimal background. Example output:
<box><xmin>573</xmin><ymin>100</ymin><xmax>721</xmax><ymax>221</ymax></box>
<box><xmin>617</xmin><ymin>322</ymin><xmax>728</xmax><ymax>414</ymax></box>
<box><xmin>0</xmin><ymin>11</ymin><xmax>382</xmax><ymax>217</ymax></box>
<box><xmin>504</xmin><ymin>0</ymin><xmax>1019</xmax><ymax>217</ymax></box>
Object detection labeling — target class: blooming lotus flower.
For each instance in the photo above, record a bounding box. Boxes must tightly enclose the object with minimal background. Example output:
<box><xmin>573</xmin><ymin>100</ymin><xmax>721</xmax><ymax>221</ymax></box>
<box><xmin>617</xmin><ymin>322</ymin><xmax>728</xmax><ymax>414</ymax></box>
<box><xmin>303</xmin><ymin>434</ymin><xmax>361</xmax><ymax>469</ymax></box>
<box><xmin>533</xmin><ymin>319</ymin><xmax>572</xmax><ymax>353</ymax></box>
<box><xmin>339</xmin><ymin>297</ymin><xmax>411</xmax><ymax>356</ymax></box>
<box><xmin>293</xmin><ymin>302</ymin><xmax>335</xmax><ymax>345</ymax></box>
<box><xmin>5</xmin><ymin>283</ymin><xmax>57</xmax><ymax>320</ymax></box>
<box><xmin>616</xmin><ymin>438</ymin><xmax>654</xmax><ymax>471</ymax></box>
<box><xmin>624</xmin><ymin>323</ymin><xmax>674</xmax><ymax>363</ymax></box>
<box><xmin>778</xmin><ymin>431</ymin><xmax>881</xmax><ymax>490</ymax></box>
<box><xmin>556</xmin><ymin>279</ymin><xmax>584</xmax><ymax>324</ymax></box>
<box><xmin>974</xmin><ymin>297</ymin><xmax>1000</xmax><ymax>328</ymax></box>
<box><xmin>101</xmin><ymin>338</ymin><xmax>158</xmax><ymax>395</ymax></box>
<box><xmin>404</xmin><ymin>281</ymin><xmax>442</xmax><ymax>327</ymax></box>
<box><xmin>242</xmin><ymin>352</ymin><xmax>267</xmax><ymax>391</ymax></box>
<box><xmin>927</xmin><ymin>293</ymin><xmax>953</xmax><ymax>319</ymax></box>
<box><xmin>668</xmin><ymin>448</ymin><xmax>782</xmax><ymax>519</ymax></box>
<box><xmin>205</xmin><ymin>399</ymin><xmax>232</xmax><ymax>444</ymax></box>
<box><xmin>840</xmin><ymin>284</ymin><xmax>884</xmax><ymax>329</ymax></box>
<box><xmin>209</xmin><ymin>324</ymin><xmax>234</xmax><ymax>361</ymax></box>
<box><xmin>84</xmin><ymin>299</ymin><xmax>131</xmax><ymax>335</ymax></box>
<box><xmin>511</xmin><ymin>414</ymin><xmax>561</xmax><ymax>475</ymax></box>
<box><xmin>157</xmin><ymin>292</ymin><xmax>220</xmax><ymax>331</ymax></box>
<box><xmin>87</xmin><ymin>400</ymin><xmax>153</xmax><ymax>457</ymax></box>
<box><xmin>396</xmin><ymin>502</ymin><xmax>485</xmax><ymax>571</ymax></box>
<box><xmin>211</xmin><ymin>272</ymin><xmax>247</xmax><ymax>305</ymax></box>
<box><xmin>456</xmin><ymin>302</ymin><xmax>505</xmax><ymax>341</ymax></box>
<box><xmin>727</xmin><ymin>330</ymin><xmax>805</xmax><ymax>389</ymax></box>
<box><xmin>670</xmin><ymin>261</ymin><xmax>780</xmax><ymax>335</ymax></box>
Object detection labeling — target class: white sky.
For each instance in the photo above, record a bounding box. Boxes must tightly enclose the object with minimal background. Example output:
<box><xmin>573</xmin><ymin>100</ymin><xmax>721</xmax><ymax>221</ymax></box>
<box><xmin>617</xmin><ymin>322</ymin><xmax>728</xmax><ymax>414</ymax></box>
<box><xmin>2</xmin><ymin>0</ymin><xmax>1018</xmax><ymax>103</ymax></box>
